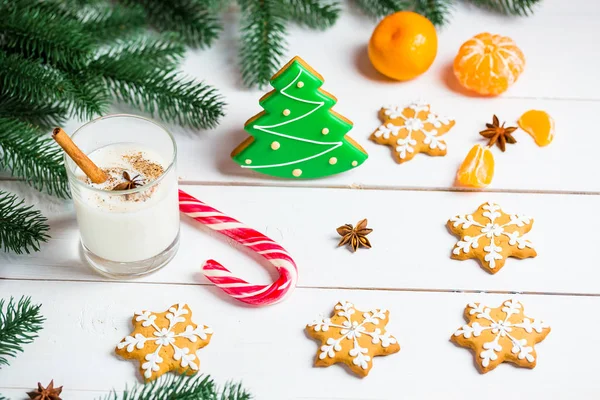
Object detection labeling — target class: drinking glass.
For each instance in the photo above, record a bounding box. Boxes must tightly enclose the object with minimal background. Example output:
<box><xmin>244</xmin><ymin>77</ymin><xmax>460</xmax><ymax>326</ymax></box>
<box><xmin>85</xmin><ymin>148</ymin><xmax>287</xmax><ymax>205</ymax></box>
<box><xmin>65</xmin><ymin>114</ymin><xmax>180</xmax><ymax>278</ymax></box>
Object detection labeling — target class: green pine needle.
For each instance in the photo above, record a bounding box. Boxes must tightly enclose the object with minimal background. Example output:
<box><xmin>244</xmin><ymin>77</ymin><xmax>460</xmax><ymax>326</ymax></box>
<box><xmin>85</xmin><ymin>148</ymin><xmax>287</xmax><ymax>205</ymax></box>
<box><xmin>0</xmin><ymin>191</ymin><xmax>50</xmax><ymax>254</ymax></box>
<box><xmin>239</xmin><ymin>0</ymin><xmax>288</xmax><ymax>88</ymax></box>
<box><xmin>90</xmin><ymin>37</ymin><xmax>224</xmax><ymax>129</ymax></box>
<box><xmin>95</xmin><ymin>35</ymin><xmax>187</xmax><ymax>70</ymax></box>
<box><xmin>0</xmin><ymin>96</ymin><xmax>67</xmax><ymax>130</ymax></box>
<box><xmin>0</xmin><ymin>394</ymin><xmax>7</xmax><ymax>400</ymax></box>
<box><xmin>119</xmin><ymin>0</ymin><xmax>223</xmax><ymax>48</ymax></box>
<box><xmin>281</xmin><ymin>0</ymin><xmax>342</xmax><ymax>29</ymax></box>
<box><xmin>101</xmin><ymin>374</ymin><xmax>252</xmax><ymax>400</ymax></box>
<box><xmin>0</xmin><ymin>118</ymin><xmax>70</xmax><ymax>198</ymax></box>
<box><xmin>414</xmin><ymin>0</ymin><xmax>453</xmax><ymax>25</ymax></box>
<box><xmin>81</xmin><ymin>3</ymin><xmax>147</xmax><ymax>43</ymax></box>
<box><xmin>0</xmin><ymin>2</ymin><xmax>93</xmax><ymax>69</ymax></box>
<box><xmin>352</xmin><ymin>0</ymin><xmax>412</xmax><ymax>18</ymax></box>
<box><xmin>67</xmin><ymin>73</ymin><xmax>112</xmax><ymax>120</ymax></box>
<box><xmin>0</xmin><ymin>51</ymin><xmax>72</xmax><ymax>105</ymax></box>
<box><xmin>465</xmin><ymin>0</ymin><xmax>541</xmax><ymax>15</ymax></box>
<box><xmin>0</xmin><ymin>296</ymin><xmax>45</xmax><ymax>366</ymax></box>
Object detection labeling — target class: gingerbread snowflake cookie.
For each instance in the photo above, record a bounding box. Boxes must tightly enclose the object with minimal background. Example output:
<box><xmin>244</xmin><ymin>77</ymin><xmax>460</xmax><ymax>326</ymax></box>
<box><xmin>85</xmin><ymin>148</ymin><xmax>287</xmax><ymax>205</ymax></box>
<box><xmin>452</xmin><ymin>300</ymin><xmax>550</xmax><ymax>373</ymax></box>
<box><xmin>447</xmin><ymin>202</ymin><xmax>537</xmax><ymax>274</ymax></box>
<box><xmin>116</xmin><ymin>303</ymin><xmax>213</xmax><ymax>382</ymax></box>
<box><xmin>370</xmin><ymin>101</ymin><xmax>455</xmax><ymax>163</ymax></box>
<box><xmin>306</xmin><ymin>301</ymin><xmax>400</xmax><ymax>377</ymax></box>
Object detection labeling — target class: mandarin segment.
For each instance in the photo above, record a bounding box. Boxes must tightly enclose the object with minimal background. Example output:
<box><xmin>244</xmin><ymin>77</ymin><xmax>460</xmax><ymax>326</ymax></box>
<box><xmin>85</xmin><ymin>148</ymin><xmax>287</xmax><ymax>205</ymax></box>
<box><xmin>518</xmin><ymin>110</ymin><xmax>555</xmax><ymax>146</ymax></box>
<box><xmin>453</xmin><ymin>33</ymin><xmax>525</xmax><ymax>96</ymax></box>
<box><xmin>456</xmin><ymin>144</ymin><xmax>494</xmax><ymax>188</ymax></box>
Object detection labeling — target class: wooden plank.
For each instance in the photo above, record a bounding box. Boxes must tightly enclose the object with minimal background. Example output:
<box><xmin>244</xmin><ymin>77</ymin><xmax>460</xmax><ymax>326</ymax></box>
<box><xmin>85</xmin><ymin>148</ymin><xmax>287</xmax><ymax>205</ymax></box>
<box><xmin>171</xmin><ymin>96</ymin><xmax>588</xmax><ymax>192</ymax></box>
<box><xmin>0</xmin><ymin>279</ymin><xmax>597</xmax><ymax>399</ymax></box>
<box><xmin>2</xmin><ymin>183</ymin><xmax>599</xmax><ymax>295</ymax></box>
<box><xmin>0</xmin><ymin>389</ymin><xmax>105</xmax><ymax>400</ymax></box>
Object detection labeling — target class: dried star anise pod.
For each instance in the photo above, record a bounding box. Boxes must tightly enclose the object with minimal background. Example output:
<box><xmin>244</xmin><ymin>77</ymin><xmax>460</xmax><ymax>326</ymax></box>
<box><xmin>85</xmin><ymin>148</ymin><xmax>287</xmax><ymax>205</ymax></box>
<box><xmin>336</xmin><ymin>218</ymin><xmax>372</xmax><ymax>252</ymax></box>
<box><xmin>27</xmin><ymin>380</ymin><xmax>63</xmax><ymax>400</ymax></box>
<box><xmin>112</xmin><ymin>171</ymin><xmax>143</xmax><ymax>191</ymax></box>
<box><xmin>479</xmin><ymin>115</ymin><xmax>518</xmax><ymax>152</ymax></box>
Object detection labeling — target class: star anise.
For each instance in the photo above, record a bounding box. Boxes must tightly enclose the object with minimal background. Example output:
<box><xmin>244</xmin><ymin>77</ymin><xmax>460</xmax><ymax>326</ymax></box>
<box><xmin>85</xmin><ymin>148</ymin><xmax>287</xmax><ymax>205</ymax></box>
<box><xmin>112</xmin><ymin>171</ymin><xmax>143</xmax><ymax>191</ymax></box>
<box><xmin>479</xmin><ymin>115</ymin><xmax>518</xmax><ymax>152</ymax></box>
<box><xmin>336</xmin><ymin>218</ymin><xmax>372</xmax><ymax>252</ymax></box>
<box><xmin>27</xmin><ymin>380</ymin><xmax>63</xmax><ymax>400</ymax></box>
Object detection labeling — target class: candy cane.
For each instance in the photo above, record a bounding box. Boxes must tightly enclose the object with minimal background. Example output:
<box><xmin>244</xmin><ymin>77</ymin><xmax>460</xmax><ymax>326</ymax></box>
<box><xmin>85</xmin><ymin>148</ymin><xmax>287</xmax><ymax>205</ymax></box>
<box><xmin>178</xmin><ymin>190</ymin><xmax>298</xmax><ymax>306</ymax></box>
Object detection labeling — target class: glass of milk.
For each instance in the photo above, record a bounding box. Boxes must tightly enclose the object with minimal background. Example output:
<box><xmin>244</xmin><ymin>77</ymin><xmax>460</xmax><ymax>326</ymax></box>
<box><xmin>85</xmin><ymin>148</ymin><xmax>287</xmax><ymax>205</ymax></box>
<box><xmin>65</xmin><ymin>114</ymin><xmax>180</xmax><ymax>278</ymax></box>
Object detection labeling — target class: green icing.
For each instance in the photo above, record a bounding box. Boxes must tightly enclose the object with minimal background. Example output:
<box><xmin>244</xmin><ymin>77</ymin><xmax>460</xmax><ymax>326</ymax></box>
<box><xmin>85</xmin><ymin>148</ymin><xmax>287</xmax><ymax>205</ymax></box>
<box><xmin>232</xmin><ymin>57</ymin><xmax>368</xmax><ymax>179</ymax></box>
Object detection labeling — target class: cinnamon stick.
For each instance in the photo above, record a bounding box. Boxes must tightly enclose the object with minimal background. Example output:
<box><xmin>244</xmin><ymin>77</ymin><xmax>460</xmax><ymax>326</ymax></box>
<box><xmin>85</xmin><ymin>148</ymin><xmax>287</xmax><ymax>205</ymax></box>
<box><xmin>52</xmin><ymin>127</ymin><xmax>108</xmax><ymax>184</ymax></box>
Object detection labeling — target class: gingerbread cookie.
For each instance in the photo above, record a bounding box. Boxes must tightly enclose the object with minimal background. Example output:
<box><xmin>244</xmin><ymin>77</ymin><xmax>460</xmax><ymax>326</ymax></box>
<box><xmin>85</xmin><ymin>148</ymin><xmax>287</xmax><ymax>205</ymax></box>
<box><xmin>116</xmin><ymin>303</ymin><xmax>213</xmax><ymax>382</ymax></box>
<box><xmin>447</xmin><ymin>202</ymin><xmax>537</xmax><ymax>274</ymax></box>
<box><xmin>306</xmin><ymin>301</ymin><xmax>400</xmax><ymax>377</ymax></box>
<box><xmin>370</xmin><ymin>101</ymin><xmax>455</xmax><ymax>163</ymax></box>
<box><xmin>231</xmin><ymin>56</ymin><xmax>368</xmax><ymax>179</ymax></box>
<box><xmin>451</xmin><ymin>299</ymin><xmax>550</xmax><ymax>373</ymax></box>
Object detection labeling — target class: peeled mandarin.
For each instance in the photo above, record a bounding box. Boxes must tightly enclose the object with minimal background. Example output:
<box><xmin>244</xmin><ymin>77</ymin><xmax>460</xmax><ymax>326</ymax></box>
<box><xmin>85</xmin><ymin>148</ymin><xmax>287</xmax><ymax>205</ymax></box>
<box><xmin>368</xmin><ymin>11</ymin><xmax>438</xmax><ymax>81</ymax></box>
<box><xmin>456</xmin><ymin>144</ymin><xmax>495</xmax><ymax>188</ymax></box>
<box><xmin>454</xmin><ymin>33</ymin><xmax>525</xmax><ymax>96</ymax></box>
<box><xmin>518</xmin><ymin>110</ymin><xmax>554</xmax><ymax>147</ymax></box>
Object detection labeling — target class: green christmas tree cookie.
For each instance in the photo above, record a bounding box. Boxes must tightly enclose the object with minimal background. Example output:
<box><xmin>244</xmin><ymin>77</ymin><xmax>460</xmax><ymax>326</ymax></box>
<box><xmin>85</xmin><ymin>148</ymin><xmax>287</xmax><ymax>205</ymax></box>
<box><xmin>231</xmin><ymin>56</ymin><xmax>368</xmax><ymax>179</ymax></box>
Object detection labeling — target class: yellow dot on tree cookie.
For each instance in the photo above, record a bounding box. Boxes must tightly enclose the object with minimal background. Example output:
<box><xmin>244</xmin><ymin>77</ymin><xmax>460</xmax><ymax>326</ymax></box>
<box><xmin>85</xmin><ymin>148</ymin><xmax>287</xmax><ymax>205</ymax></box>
<box><xmin>352</xmin><ymin>160</ymin><xmax>358</xmax><ymax>167</ymax></box>
<box><xmin>271</xmin><ymin>141</ymin><xmax>280</xmax><ymax>150</ymax></box>
<box><xmin>292</xmin><ymin>169</ymin><xmax>302</xmax><ymax>177</ymax></box>
<box><xmin>245</xmin><ymin>159</ymin><xmax>252</xmax><ymax>165</ymax></box>
<box><xmin>297</xmin><ymin>81</ymin><xmax>304</xmax><ymax>88</ymax></box>
<box><xmin>306</xmin><ymin>301</ymin><xmax>400</xmax><ymax>377</ymax></box>
<box><xmin>321</xmin><ymin>128</ymin><xmax>329</xmax><ymax>135</ymax></box>
<box><xmin>329</xmin><ymin>157</ymin><xmax>337</xmax><ymax>165</ymax></box>
<box><xmin>452</xmin><ymin>300</ymin><xmax>550</xmax><ymax>374</ymax></box>
<box><xmin>115</xmin><ymin>303</ymin><xmax>213</xmax><ymax>382</ymax></box>
<box><xmin>447</xmin><ymin>202</ymin><xmax>537</xmax><ymax>274</ymax></box>
<box><xmin>283</xmin><ymin>109</ymin><xmax>291</xmax><ymax>116</ymax></box>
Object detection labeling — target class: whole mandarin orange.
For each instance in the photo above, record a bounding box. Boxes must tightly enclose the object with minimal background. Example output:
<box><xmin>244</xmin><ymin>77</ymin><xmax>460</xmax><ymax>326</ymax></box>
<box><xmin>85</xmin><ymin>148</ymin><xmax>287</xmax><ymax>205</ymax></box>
<box><xmin>368</xmin><ymin>11</ymin><xmax>438</xmax><ymax>81</ymax></box>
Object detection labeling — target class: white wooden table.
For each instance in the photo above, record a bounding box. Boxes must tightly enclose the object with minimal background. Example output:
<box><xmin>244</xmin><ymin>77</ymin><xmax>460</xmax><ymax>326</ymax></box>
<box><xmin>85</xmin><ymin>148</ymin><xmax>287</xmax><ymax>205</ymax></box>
<box><xmin>2</xmin><ymin>1</ymin><xmax>599</xmax><ymax>398</ymax></box>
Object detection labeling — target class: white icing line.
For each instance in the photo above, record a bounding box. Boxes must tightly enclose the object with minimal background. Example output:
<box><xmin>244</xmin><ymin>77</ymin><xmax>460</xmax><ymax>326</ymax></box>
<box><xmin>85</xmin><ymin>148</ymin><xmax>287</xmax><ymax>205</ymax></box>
<box><xmin>242</xmin><ymin>68</ymin><xmax>343</xmax><ymax>170</ymax></box>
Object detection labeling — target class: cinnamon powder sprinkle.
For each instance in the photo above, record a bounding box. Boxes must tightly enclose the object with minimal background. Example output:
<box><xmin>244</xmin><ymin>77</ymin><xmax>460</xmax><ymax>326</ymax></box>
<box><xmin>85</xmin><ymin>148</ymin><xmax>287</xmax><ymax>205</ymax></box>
<box><xmin>123</xmin><ymin>152</ymin><xmax>164</xmax><ymax>181</ymax></box>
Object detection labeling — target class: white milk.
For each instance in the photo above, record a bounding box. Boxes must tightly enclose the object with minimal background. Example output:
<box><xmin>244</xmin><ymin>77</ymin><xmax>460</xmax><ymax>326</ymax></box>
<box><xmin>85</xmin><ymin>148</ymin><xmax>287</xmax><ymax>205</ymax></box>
<box><xmin>72</xmin><ymin>143</ymin><xmax>179</xmax><ymax>263</ymax></box>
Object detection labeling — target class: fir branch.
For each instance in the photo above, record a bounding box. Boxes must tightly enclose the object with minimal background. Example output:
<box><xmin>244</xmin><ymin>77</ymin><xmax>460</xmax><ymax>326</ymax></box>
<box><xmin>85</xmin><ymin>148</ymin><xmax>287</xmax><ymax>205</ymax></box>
<box><xmin>413</xmin><ymin>0</ymin><xmax>453</xmax><ymax>25</ymax></box>
<box><xmin>89</xmin><ymin>36</ymin><xmax>224</xmax><ymax>129</ymax></box>
<box><xmin>0</xmin><ymin>51</ymin><xmax>72</xmax><ymax>105</ymax></box>
<box><xmin>101</xmin><ymin>374</ymin><xmax>252</xmax><ymax>400</ymax></box>
<box><xmin>352</xmin><ymin>0</ymin><xmax>412</xmax><ymax>18</ymax></box>
<box><xmin>67</xmin><ymin>73</ymin><xmax>111</xmax><ymax>120</ymax></box>
<box><xmin>0</xmin><ymin>3</ymin><xmax>94</xmax><ymax>69</ymax></box>
<box><xmin>465</xmin><ymin>0</ymin><xmax>541</xmax><ymax>15</ymax></box>
<box><xmin>280</xmin><ymin>0</ymin><xmax>342</xmax><ymax>29</ymax></box>
<box><xmin>0</xmin><ymin>96</ymin><xmax>67</xmax><ymax>130</ymax></box>
<box><xmin>238</xmin><ymin>0</ymin><xmax>287</xmax><ymax>88</ymax></box>
<box><xmin>0</xmin><ymin>118</ymin><xmax>70</xmax><ymax>198</ymax></box>
<box><xmin>118</xmin><ymin>0</ymin><xmax>222</xmax><ymax>48</ymax></box>
<box><xmin>101</xmin><ymin>67</ymin><xmax>225</xmax><ymax>129</ymax></box>
<box><xmin>0</xmin><ymin>296</ymin><xmax>45</xmax><ymax>365</ymax></box>
<box><xmin>94</xmin><ymin>34</ymin><xmax>186</xmax><ymax>70</ymax></box>
<box><xmin>0</xmin><ymin>192</ymin><xmax>50</xmax><ymax>255</ymax></box>
<box><xmin>81</xmin><ymin>3</ymin><xmax>147</xmax><ymax>43</ymax></box>
<box><xmin>0</xmin><ymin>394</ymin><xmax>7</xmax><ymax>400</ymax></box>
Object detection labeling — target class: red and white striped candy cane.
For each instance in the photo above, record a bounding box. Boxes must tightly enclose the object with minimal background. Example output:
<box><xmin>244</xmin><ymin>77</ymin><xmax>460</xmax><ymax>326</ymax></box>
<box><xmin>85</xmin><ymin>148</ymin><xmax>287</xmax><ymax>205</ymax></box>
<box><xmin>178</xmin><ymin>189</ymin><xmax>298</xmax><ymax>306</ymax></box>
